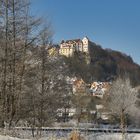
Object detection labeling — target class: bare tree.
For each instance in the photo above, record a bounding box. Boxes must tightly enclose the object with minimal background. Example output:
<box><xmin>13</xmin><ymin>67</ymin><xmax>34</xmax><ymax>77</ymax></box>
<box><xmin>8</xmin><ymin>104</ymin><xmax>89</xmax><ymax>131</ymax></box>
<box><xmin>105</xmin><ymin>77</ymin><xmax>138</xmax><ymax>140</ymax></box>
<box><xmin>72</xmin><ymin>94</ymin><xmax>91</xmax><ymax>126</ymax></box>
<box><xmin>0</xmin><ymin>0</ymin><xmax>48</xmax><ymax>129</ymax></box>
<box><xmin>19</xmin><ymin>35</ymin><xmax>72</xmax><ymax>135</ymax></box>
<box><xmin>0</xmin><ymin>1</ymin><xmax>71</xmax><ymax>136</ymax></box>
<box><xmin>0</xmin><ymin>0</ymin><xmax>9</xmax><ymax>127</ymax></box>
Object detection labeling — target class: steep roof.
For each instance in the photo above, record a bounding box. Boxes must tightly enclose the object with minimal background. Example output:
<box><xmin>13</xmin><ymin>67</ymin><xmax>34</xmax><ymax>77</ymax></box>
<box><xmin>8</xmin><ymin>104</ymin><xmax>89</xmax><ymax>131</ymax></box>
<box><xmin>61</xmin><ymin>39</ymin><xmax>82</xmax><ymax>44</ymax></box>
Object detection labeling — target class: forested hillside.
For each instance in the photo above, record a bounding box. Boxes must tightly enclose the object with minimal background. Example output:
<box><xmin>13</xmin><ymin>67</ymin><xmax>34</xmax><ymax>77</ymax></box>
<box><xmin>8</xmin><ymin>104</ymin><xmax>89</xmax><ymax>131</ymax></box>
<box><xmin>64</xmin><ymin>42</ymin><xmax>140</xmax><ymax>86</ymax></box>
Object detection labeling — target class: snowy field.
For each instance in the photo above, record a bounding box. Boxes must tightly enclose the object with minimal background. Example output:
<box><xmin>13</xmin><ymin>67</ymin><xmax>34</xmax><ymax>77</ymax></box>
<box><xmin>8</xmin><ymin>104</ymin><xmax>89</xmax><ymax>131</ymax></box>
<box><xmin>0</xmin><ymin>133</ymin><xmax>140</xmax><ymax>140</ymax></box>
<box><xmin>0</xmin><ymin>126</ymin><xmax>140</xmax><ymax>140</ymax></box>
<box><xmin>0</xmin><ymin>135</ymin><xmax>29</xmax><ymax>140</ymax></box>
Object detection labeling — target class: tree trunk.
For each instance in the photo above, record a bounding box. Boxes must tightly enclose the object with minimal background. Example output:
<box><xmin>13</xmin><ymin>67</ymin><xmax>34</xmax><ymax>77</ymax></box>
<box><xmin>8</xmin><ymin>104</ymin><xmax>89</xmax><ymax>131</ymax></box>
<box><xmin>9</xmin><ymin>0</ymin><xmax>16</xmax><ymax>129</ymax></box>
<box><xmin>120</xmin><ymin>109</ymin><xmax>125</xmax><ymax>140</ymax></box>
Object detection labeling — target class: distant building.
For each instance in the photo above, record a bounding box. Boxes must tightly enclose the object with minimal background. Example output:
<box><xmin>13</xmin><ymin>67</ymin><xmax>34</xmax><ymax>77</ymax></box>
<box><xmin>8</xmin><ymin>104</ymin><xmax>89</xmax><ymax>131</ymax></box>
<box><xmin>72</xmin><ymin>78</ymin><xmax>111</xmax><ymax>97</ymax></box>
<box><xmin>47</xmin><ymin>45</ymin><xmax>59</xmax><ymax>56</ymax></box>
<box><xmin>57</xmin><ymin>108</ymin><xmax>76</xmax><ymax>117</ymax></box>
<box><xmin>89</xmin><ymin>82</ymin><xmax>111</xmax><ymax>98</ymax></box>
<box><xmin>59</xmin><ymin>37</ymin><xmax>90</xmax><ymax>57</ymax></box>
<box><xmin>73</xmin><ymin>78</ymin><xmax>87</xmax><ymax>95</ymax></box>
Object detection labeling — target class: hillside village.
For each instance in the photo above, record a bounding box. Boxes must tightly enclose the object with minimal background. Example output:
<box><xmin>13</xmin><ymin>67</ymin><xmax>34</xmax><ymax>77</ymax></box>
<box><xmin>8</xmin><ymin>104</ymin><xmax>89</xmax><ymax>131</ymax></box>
<box><xmin>46</xmin><ymin>37</ymin><xmax>140</xmax><ymax>124</ymax></box>
<box><xmin>48</xmin><ymin>36</ymin><xmax>111</xmax><ymax>98</ymax></box>
<box><xmin>46</xmin><ymin>37</ymin><xmax>113</xmax><ymax>121</ymax></box>
<box><xmin>56</xmin><ymin>78</ymin><xmax>111</xmax><ymax>122</ymax></box>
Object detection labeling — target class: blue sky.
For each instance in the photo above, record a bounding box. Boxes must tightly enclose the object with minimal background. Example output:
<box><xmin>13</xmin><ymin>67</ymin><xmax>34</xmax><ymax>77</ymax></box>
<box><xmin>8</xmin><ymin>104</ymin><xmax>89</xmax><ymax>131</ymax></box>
<box><xmin>31</xmin><ymin>0</ymin><xmax>140</xmax><ymax>64</ymax></box>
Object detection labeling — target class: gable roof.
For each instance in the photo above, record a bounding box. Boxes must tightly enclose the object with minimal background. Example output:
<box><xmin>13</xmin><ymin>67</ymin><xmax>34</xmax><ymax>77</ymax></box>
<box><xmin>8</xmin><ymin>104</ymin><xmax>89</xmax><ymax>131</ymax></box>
<box><xmin>61</xmin><ymin>39</ymin><xmax>82</xmax><ymax>44</ymax></box>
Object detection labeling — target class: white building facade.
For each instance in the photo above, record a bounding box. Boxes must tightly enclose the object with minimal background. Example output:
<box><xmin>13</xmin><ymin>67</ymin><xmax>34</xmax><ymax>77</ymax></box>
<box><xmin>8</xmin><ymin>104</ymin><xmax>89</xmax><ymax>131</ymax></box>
<box><xmin>59</xmin><ymin>37</ymin><xmax>90</xmax><ymax>57</ymax></box>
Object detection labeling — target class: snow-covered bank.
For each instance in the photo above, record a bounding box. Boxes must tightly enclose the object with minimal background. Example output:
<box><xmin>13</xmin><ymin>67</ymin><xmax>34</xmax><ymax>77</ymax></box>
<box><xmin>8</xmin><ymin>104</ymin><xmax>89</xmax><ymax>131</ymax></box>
<box><xmin>0</xmin><ymin>135</ymin><xmax>29</xmax><ymax>140</ymax></box>
<box><xmin>0</xmin><ymin>133</ymin><xmax>140</xmax><ymax>140</ymax></box>
<box><xmin>86</xmin><ymin>133</ymin><xmax>140</xmax><ymax>140</ymax></box>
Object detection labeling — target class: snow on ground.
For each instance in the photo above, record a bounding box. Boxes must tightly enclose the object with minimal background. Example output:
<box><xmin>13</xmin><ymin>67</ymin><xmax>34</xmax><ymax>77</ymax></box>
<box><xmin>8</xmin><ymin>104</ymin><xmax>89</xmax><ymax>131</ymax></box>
<box><xmin>86</xmin><ymin>133</ymin><xmax>140</xmax><ymax>140</ymax></box>
<box><xmin>0</xmin><ymin>133</ymin><xmax>140</xmax><ymax>140</ymax></box>
<box><xmin>0</xmin><ymin>135</ymin><xmax>30</xmax><ymax>140</ymax></box>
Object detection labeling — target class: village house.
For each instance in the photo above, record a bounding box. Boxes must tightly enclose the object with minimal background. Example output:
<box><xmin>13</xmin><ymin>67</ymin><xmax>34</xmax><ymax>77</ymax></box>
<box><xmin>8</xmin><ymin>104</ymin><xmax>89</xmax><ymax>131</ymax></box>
<box><xmin>89</xmin><ymin>82</ymin><xmax>111</xmax><ymax>98</ymax></box>
<box><xmin>71</xmin><ymin>78</ymin><xmax>111</xmax><ymax>98</ymax></box>
<box><xmin>47</xmin><ymin>45</ymin><xmax>59</xmax><ymax>56</ymax></box>
<box><xmin>72</xmin><ymin>78</ymin><xmax>87</xmax><ymax>95</ymax></box>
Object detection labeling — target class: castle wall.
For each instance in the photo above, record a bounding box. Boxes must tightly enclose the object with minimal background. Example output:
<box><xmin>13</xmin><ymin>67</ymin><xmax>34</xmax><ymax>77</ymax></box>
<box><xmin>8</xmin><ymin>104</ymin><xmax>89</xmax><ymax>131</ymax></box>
<box><xmin>59</xmin><ymin>37</ymin><xmax>90</xmax><ymax>57</ymax></box>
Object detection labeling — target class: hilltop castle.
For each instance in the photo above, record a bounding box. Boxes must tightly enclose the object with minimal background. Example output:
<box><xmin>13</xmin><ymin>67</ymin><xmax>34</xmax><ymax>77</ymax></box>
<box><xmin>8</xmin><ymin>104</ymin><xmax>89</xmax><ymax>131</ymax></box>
<box><xmin>59</xmin><ymin>37</ymin><xmax>90</xmax><ymax>57</ymax></box>
<box><xmin>48</xmin><ymin>36</ymin><xmax>94</xmax><ymax>60</ymax></box>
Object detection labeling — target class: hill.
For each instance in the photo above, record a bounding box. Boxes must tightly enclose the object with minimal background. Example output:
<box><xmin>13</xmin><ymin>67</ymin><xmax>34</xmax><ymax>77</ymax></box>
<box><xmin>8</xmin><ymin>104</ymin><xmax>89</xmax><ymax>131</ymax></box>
<box><xmin>64</xmin><ymin>43</ymin><xmax>140</xmax><ymax>86</ymax></box>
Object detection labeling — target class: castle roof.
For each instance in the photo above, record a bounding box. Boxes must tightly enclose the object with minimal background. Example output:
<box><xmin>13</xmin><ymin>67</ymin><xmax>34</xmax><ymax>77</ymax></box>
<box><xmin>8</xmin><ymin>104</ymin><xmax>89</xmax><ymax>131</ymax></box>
<box><xmin>61</xmin><ymin>39</ymin><xmax>82</xmax><ymax>44</ymax></box>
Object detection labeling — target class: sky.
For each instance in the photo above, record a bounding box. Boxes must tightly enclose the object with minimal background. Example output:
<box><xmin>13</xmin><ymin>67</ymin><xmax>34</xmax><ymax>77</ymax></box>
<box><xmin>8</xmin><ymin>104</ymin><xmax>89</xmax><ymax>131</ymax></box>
<box><xmin>31</xmin><ymin>0</ymin><xmax>140</xmax><ymax>64</ymax></box>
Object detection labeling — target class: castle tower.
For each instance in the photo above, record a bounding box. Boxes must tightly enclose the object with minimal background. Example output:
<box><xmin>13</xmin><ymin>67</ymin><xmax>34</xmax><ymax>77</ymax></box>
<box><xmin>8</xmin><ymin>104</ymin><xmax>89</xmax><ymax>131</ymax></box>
<box><xmin>82</xmin><ymin>37</ymin><xmax>91</xmax><ymax>64</ymax></box>
<box><xmin>82</xmin><ymin>37</ymin><xmax>89</xmax><ymax>53</ymax></box>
